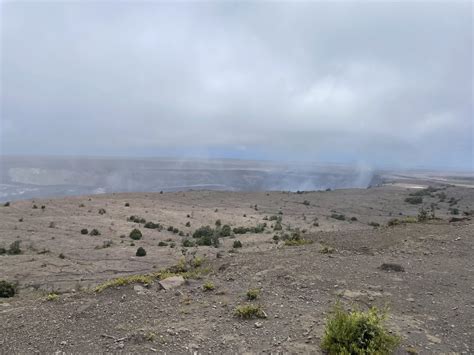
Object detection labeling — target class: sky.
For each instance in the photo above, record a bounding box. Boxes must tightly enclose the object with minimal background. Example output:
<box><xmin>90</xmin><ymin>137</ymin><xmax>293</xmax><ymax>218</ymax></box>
<box><xmin>1</xmin><ymin>1</ymin><xmax>473</xmax><ymax>171</ymax></box>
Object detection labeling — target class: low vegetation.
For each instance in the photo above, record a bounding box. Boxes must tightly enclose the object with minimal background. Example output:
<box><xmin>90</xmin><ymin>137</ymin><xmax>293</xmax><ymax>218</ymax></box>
<box><xmin>233</xmin><ymin>240</ymin><xmax>243</xmax><ymax>248</ymax></box>
<box><xmin>89</xmin><ymin>229</ymin><xmax>101</xmax><ymax>236</ymax></box>
<box><xmin>45</xmin><ymin>293</ymin><xmax>59</xmax><ymax>301</ymax></box>
<box><xmin>0</xmin><ymin>280</ymin><xmax>16</xmax><ymax>298</ymax></box>
<box><xmin>202</xmin><ymin>281</ymin><xmax>215</xmax><ymax>291</ymax></box>
<box><xmin>331</xmin><ymin>213</ymin><xmax>346</xmax><ymax>221</ymax></box>
<box><xmin>405</xmin><ymin>196</ymin><xmax>423</xmax><ymax>205</ymax></box>
<box><xmin>136</xmin><ymin>247</ymin><xmax>146</xmax><ymax>257</ymax></box>
<box><xmin>93</xmin><ymin>257</ymin><xmax>210</xmax><ymax>293</ymax></box>
<box><xmin>321</xmin><ymin>304</ymin><xmax>400</xmax><ymax>354</ymax></box>
<box><xmin>0</xmin><ymin>241</ymin><xmax>22</xmax><ymax>255</ymax></box>
<box><xmin>129</xmin><ymin>228</ymin><xmax>143</xmax><ymax>240</ymax></box>
<box><xmin>246</xmin><ymin>288</ymin><xmax>260</xmax><ymax>300</ymax></box>
<box><xmin>128</xmin><ymin>215</ymin><xmax>147</xmax><ymax>224</ymax></box>
<box><xmin>234</xmin><ymin>304</ymin><xmax>267</xmax><ymax>319</ymax></box>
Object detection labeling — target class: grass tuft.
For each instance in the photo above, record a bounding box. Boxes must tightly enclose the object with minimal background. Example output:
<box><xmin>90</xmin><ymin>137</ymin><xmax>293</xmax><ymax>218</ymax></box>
<box><xmin>234</xmin><ymin>304</ymin><xmax>267</xmax><ymax>319</ymax></box>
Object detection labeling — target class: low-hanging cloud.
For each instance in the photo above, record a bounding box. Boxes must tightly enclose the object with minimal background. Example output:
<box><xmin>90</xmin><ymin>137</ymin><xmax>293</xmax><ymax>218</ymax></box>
<box><xmin>1</xmin><ymin>1</ymin><xmax>472</xmax><ymax>170</ymax></box>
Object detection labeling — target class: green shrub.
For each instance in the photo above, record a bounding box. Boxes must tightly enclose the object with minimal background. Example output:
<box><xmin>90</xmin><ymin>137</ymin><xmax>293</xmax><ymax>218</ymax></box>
<box><xmin>128</xmin><ymin>215</ymin><xmax>146</xmax><ymax>224</ymax></box>
<box><xmin>7</xmin><ymin>240</ymin><xmax>21</xmax><ymax>255</ymax></box>
<box><xmin>3</xmin><ymin>202</ymin><xmax>10</xmax><ymax>207</ymax></box>
<box><xmin>182</xmin><ymin>239</ymin><xmax>195</xmax><ymax>247</ymax></box>
<box><xmin>193</xmin><ymin>226</ymin><xmax>214</xmax><ymax>239</ymax></box>
<box><xmin>320</xmin><ymin>246</ymin><xmax>335</xmax><ymax>254</ymax></box>
<box><xmin>269</xmin><ymin>215</ymin><xmax>281</xmax><ymax>221</ymax></box>
<box><xmin>158</xmin><ymin>241</ymin><xmax>168</xmax><ymax>247</ymax></box>
<box><xmin>202</xmin><ymin>281</ymin><xmax>215</xmax><ymax>291</ymax></box>
<box><xmin>368</xmin><ymin>222</ymin><xmax>380</xmax><ymax>227</ymax></box>
<box><xmin>218</xmin><ymin>225</ymin><xmax>232</xmax><ymax>237</ymax></box>
<box><xmin>321</xmin><ymin>304</ymin><xmax>400</xmax><ymax>354</ymax></box>
<box><xmin>273</xmin><ymin>221</ymin><xmax>283</xmax><ymax>230</ymax></box>
<box><xmin>0</xmin><ymin>280</ymin><xmax>16</xmax><ymax>298</ymax></box>
<box><xmin>387</xmin><ymin>219</ymin><xmax>400</xmax><ymax>227</ymax></box>
<box><xmin>136</xmin><ymin>247</ymin><xmax>146</xmax><ymax>257</ymax></box>
<box><xmin>215</xmin><ymin>219</ymin><xmax>222</xmax><ymax>227</ymax></box>
<box><xmin>233</xmin><ymin>226</ymin><xmax>249</xmax><ymax>234</ymax></box>
<box><xmin>233</xmin><ymin>240</ymin><xmax>243</xmax><ymax>248</ymax></box>
<box><xmin>129</xmin><ymin>229</ymin><xmax>142</xmax><ymax>240</ymax></box>
<box><xmin>185</xmin><ymin>221</ymin><xmax>191</xmax><ymax>227</ymax></box>
<box><xmin>331</xmin><ymin>213</ymin><xmax>346</xmax><ymax>221</ymax></box>
<box><xmin>246</xmin><ymin>288</ymin><xmax>260</xmax><ymax>300</ymax></box>
<box><xmin>405</xmin><ymin>196</ymin><xmax>422</xmax><ymax>205</ymax></box>
<box><xmin>89</xmin><ymin>229</ymin><xmax>101</xmax><ymax>236</ymax></box>
<box><xmin>144</xmin><ymin>222</ymin><xmax>162</xmax><ymax>230</ymax></box>
<box><xmin>350</xmin><ymin>217</ymin><xmax>358</xmax><ymax>221</ymax></box>
<box><xmin>196</xmin><ymin>234</ymin><xmax>219</xmax><ymax>247</ymax></box>
<box><xmin>81</xmin><ymin>228</ymin><xmax>89</xmax><ymax>235</ymax></box>
<box><xmin>234</xmin><ymin>304</ymin><xmax>266</xmax><ymax>319</ymax></box>
<box><xmin>98</xmin><ymin>208</ymin><xmax>106</xmax><ymax>215</ymax></box>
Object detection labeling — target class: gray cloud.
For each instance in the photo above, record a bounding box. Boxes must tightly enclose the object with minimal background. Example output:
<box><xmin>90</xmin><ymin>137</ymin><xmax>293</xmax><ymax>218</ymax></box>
<box><xmin>1</xmin><ymin>1</ymin><xmax>472</xmax><ymax>170</ymax></box>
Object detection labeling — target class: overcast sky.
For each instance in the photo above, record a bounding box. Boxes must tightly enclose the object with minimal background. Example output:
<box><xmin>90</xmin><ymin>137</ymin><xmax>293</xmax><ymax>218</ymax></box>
<box><xmin>1</xmin><ymin>1</ymin><xmax>472</xmax><ymax>170</ymax></box>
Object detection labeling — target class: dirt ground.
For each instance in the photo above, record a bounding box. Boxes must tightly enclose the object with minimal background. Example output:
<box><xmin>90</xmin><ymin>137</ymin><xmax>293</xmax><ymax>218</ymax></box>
<box><xmin>0</xmin><ymin>184</ymin><xmax>473</xmax><ymax>354</ymax></box>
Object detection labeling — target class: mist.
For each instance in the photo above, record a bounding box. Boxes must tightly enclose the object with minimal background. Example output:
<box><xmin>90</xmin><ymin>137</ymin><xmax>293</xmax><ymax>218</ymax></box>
<box><xmin>1</xmin><ymin>1</ymin><xmax>472</xmax><ymax>171</ymax></box>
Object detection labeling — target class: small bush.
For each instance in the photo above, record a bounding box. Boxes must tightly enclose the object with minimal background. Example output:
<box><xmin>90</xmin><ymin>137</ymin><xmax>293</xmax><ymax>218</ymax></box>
<box><xmin>182</xmin><ymin>239</ymin><xmax>195</xmax><ymax>247</ymax></box>
<box><xmin>368</xmin><ymin>222</ymin><xmax>380</xmax><ymax>227</ymax></box>
<box><xmin>273</xmin><ymin>221</ymin><xmax>283</xmax><ymax>231</ymax></box>
<box><xmin>158</xmin><ymin>241</ymin><xmax>168</xmax><ymax>247</ymax></box>
<box><xmin>234</xmin><ymin>304</ymin><xmax>266</xmax><ymax>319</ymax></box>
<box><xmin>193</xmin><ymin>226</ymin><xmax>214</xmax><ymax>239</ymax></box>
<box><xmin>136</xmin><ymin>247</ymin><xmax>146</xmax><ymax>257</ymax></box>
<box><xmin>89</xmin><ymin>229</ymin><xmax>101</xmax><ymax>236</ymax></box>
<box><xmin>124</xmin><ymin>202</ymin><xmax>130</xmax><ymax>207</ymax></box>
<box><xmin>129</xmin><ymin>229</ymin><xmax>142</xmax><ymax>240</ymax></box>
<box><xmin>185</xmin><ymin>221</ymin><xmax>191</xmax><ymax>227</ymax></box>
<box><xmin>3</xmin><ymin>201</ymin><xmax>10</xmax><ymax>207</ymax></box>
<box><xmin>46</xmin><ymin>293</ymin><xmax>59</xmax><ymax>301</ymax></box>
<box><xmin>350</xmin><ymin>216</ymin><xmax>358</xmax><ymax>221</ymax></box>
<box><xmin>7</xmin><ymin>240</ymin><xmax>22</xmax><ymax>255</ymax></box>
<box><xmin>98</xmin><ymin>208</ymin><xmax>106</xmax><ymax>215</ymax></box>
<box><xmin>233</xmin><ymin>240</ymin><xmax>243</xmax><ymax>248</ymax></box>
<box><xmin>233</xmin><ymin>226</ymin><xmax>249</xmax><ymax>234</ymax></box>
<box><xmin>321</xmin><ymin>304</ymin><xmax>400</xmax><ymax>354</ymax></box>
<box><xmin>196</xmin><ymin>234</ymin><xmax>219</xmax><ymax>247</ymax></box>
<box><xmin>215</xmin><ymin>219</ymin><xmax>222</xmax><ymax>227</ymax></box>
<box><xmin>144</xmin><ymin>221</ymin><xmax>162</xmax><ymax>229</ymax></box>
<box><xmin>128</xmin><ymin>215</ymin><xmax>146</xmax><ymax>224</ymax></box>
<box><xmin>218</xmin><ymin>224</ymin><xmax>232</xmax><ymax>237</ymax></box>
<box><xmin>81</xmin><ymin>228</ymin><xmax>89</xmax><ymax>235</ymax></box>
<box><xmin>202</xmin><ymin>281</ymin><xmax>215</xmax><ymax>291</ymax></box>
<box><xmin>331</xmin><ymin>213</ymin><xmax>346</xmax><ymax>221</ymax></box>
<box><xmin>59</xmin><ymin>253</ymin><xmax>65</xmax><ymax>259</ymax></box>
<box><xmin>246</xmin><ymin>288</ymin><xmax>260</xmax><ymax>300</ymax></box>
<box><xmin>320</xmin><ymin>246</ymin><xmax>335</xmax><ymax>254</ymax></box>
<box><xmin>405</xmin><ymin>196</ymin><xmax>422</xmax><ymax>205</ymax></box>
<box><xmin>0</xmin><ymin>280</ymin><xmax>16</xmax><ymax>298</ymax></box>
<box><xmin>387</xmin><ymin>219</ymin><xmax>400</xmax><ymax>227</ymax></box>
<box><xmin>303</xmin><ymin>200</ymin><xmax>310</xmax><ymax>206</ymax></box>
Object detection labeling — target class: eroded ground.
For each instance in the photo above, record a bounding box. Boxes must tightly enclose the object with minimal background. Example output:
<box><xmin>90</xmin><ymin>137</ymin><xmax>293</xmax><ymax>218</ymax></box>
<box><xmin>0</xmin><ymin>185</ymin><xmax>473</xmax><ymax>353</ymax></box>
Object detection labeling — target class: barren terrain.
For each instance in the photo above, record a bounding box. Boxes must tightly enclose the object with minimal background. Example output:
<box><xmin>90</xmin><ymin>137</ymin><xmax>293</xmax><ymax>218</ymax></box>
<box><xmin>1</xmin><ymin>183</ymin><xmax>473</xmax><ymax>354</ymax></box>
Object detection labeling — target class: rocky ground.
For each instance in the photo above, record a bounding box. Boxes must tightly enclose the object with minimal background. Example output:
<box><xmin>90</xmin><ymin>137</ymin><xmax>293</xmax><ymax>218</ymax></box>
<box><xmin>0</xmin><ymin>183</ymin><xmax>473</xmax><ymax>354</ymax></box>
